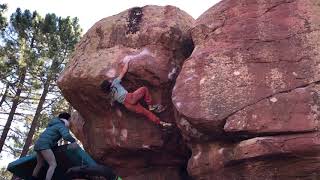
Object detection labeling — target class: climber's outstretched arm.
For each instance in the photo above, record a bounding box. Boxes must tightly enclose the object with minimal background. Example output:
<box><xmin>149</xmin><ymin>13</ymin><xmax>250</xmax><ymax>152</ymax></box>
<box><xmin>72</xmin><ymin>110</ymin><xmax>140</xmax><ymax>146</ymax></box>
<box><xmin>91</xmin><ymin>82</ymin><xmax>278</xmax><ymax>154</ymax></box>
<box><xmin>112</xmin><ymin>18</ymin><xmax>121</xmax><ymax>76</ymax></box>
<box><xmin>118</xmin><ymin>61</ymin><xmax>129</xmax><ymax>80</ymax></box>
<box><xmin>119</xmin><ymin>48</ymin><xmax>150</xmax><ymax>80</ymax></box>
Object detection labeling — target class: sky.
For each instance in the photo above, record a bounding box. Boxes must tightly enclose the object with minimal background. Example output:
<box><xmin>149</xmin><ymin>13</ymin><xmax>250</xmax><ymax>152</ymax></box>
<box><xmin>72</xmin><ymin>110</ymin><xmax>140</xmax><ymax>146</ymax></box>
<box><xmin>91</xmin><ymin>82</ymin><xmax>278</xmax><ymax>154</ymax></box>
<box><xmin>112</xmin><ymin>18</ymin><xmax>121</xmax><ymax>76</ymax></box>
<box><xmin>2</xmin><ymin>0</ymin><xmax>221</xmax><ymax>33</ymax></box>
<box><xmin>0</xmin><ymin>0</ymin><xmax>221</xmax><ymax>169</ymax></box>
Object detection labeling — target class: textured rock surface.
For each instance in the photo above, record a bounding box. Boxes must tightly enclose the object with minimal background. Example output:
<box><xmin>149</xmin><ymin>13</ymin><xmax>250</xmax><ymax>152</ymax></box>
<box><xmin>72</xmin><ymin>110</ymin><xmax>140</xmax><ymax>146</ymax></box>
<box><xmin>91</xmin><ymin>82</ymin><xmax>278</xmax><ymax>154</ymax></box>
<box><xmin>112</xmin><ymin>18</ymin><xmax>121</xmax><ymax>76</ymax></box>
<box><xmin>172</xmin><ymin>0</ymin><xmax>320</xmax><ymax>179</ymax></box>
<box><xmin>58</xmin><ymin>5</ymin><xmax>194</xmax><ymax>179</ymax></box>
<box><xmin>188</xmin><ymin>132</ymin><xmax>320</xmax><ymax>179</ymax></box>
<box><xmin>59</xmin><ymin>0</ymin><xmax>320</xmax><ymax>179</ymax></box>
<box><xmin>224</xmin><ymin>85</ymin><xmax>320</xmax><ymax>134</ymax></box>
<box><xmin>173</xmin><ymin>0</ymin><xmax>320</xmax><ymax>137</ymax></box>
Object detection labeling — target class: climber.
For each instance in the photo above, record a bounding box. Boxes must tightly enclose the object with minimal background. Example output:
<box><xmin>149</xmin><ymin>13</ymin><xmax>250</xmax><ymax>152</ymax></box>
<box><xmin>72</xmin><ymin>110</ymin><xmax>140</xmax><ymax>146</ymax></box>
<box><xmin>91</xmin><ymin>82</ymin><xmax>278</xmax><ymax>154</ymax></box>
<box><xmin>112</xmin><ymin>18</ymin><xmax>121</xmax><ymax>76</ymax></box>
<box><xmin>31</xmin><ymin>112</ymin><xmax>79</xmax><ymax>180</ymax></box>
<box><xmin>100</xmin><ymin>49</ymin><xmax>172</xmax><ymax>127</ymax></box>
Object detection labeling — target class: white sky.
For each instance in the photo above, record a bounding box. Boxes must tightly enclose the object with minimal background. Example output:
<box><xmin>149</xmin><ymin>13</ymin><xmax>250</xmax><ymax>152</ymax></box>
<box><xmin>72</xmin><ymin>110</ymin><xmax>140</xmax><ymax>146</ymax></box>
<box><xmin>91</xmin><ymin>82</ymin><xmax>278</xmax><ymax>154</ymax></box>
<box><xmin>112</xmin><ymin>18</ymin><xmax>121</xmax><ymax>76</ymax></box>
<box><xmin>2</xmin><ymin>0</ymin><xmax>221</xmax><ymax>33</ymax></box>
<box><xmin>0</xmin><ymin>0</ymin><xmax>221</xmax><ymax>169</ymax></box>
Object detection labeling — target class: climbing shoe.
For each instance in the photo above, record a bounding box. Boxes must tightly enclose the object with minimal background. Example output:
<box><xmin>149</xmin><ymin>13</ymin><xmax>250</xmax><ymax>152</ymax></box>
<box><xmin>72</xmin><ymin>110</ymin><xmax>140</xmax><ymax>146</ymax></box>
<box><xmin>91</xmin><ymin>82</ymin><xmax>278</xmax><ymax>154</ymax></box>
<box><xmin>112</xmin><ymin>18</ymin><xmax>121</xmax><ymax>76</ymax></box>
<box><xmin>149</xmin><ymin>104</ymin><xmax>166</xmax><ymax>113</ymax></box>
<box><xmin>160</xmin><ymin>121</ymin><xmax>172</xmax><ymax>127</ymax></box>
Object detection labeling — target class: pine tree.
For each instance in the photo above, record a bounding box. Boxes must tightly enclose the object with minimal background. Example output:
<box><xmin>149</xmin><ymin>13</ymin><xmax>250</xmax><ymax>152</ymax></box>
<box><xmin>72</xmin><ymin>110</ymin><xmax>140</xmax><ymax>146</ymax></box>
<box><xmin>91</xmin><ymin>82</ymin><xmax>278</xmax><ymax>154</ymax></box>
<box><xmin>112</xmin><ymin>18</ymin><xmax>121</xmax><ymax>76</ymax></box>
<box><xmin>0</xmin><ymin>3</ymin><xmax>7</xmax><ymax>30</ymax></box>
<box><xmin>0</xmin><ymin>9</ymin><xmax>42</xmax><ymax>153</ymax></box>
<box><xmin>0</xmin><ymin>3</ymin><xmax>9</xmax><ymax>107</ymax></box>
<box><xmin>20</xmin><ymin>14</ymin><xmax>82</xmax><ymax>157</ymax></box>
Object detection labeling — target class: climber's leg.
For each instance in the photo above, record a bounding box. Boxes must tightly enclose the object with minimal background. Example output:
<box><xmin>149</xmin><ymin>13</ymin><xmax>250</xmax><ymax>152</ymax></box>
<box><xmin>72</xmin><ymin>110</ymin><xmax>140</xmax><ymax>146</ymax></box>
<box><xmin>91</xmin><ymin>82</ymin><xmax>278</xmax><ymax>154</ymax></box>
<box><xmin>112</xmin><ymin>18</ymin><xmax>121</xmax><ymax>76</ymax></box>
<box><xmin>126</xmin><ymin>87</ymin><xmax>166</xmax><ymax>113</ymax></box>
<box><xmin>124</xmin><ymin>102</ymin><xmax>161</xmax><ymax>125</ymax></box>
<box><xmin>126</xmin><ymin>87</ymin><xmax>153</xmax><ymax>105</ymax></box>
<box><xmin>32</xmin><ymin>152</ymin><xmax>44</xmax><ymax>178</ymax></box>
<box><xmin>40</xmin><ymin>149</ymin><xmax>57</xmax><ymax>180</ymax></box>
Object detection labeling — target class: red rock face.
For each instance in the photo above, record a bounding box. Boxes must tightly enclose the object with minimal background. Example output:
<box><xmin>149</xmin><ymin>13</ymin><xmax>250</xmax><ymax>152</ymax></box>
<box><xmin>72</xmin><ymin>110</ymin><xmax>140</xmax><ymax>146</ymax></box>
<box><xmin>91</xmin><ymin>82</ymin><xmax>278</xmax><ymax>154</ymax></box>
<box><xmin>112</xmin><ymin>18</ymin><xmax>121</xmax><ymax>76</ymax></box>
<box><xmin>58</xmin><ymin>5</ymin><xmax>194</xmax><ymax>179</ymax></box>
<box><xmin>60</xmin><ymin>1</ymin><xmax>320</xmax><ymax>179</ymax></box>
<box><xmin>173</xmin><ymin>0</ymin><xmax>320</xmax><ymax>179</ymax></box>
<box><xmin>188</xmin><ymin>132</ymin><xmax>320</xmax><ymax>180</ymax></box>
<box><xmin>224</xmin><ymin>85</ymin><xmax>320</xmax><ymax>134</ymax></box>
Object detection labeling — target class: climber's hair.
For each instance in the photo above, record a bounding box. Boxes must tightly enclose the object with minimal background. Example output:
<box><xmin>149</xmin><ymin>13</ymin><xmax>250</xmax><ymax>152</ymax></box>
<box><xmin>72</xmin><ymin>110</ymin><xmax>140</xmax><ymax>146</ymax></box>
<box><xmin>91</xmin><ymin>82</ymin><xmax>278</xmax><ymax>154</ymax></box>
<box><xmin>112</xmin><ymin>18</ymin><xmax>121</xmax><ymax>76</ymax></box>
<box><xmin>58</xmin><ymin>112</ymin><xmax>71</xmax><ymax>120</ymax></box>
<box><xmin>100</xmin><ymin>80</ymin><xmax>111</xmax><ymax>93</ymax></box>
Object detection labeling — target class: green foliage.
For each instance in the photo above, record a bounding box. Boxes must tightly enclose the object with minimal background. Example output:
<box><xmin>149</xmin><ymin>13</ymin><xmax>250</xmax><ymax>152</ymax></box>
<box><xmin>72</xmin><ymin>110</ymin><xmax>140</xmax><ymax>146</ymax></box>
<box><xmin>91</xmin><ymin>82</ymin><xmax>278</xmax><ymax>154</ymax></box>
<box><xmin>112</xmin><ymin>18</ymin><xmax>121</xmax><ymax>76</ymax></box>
<box><xmin>36</xmin><ymin>113</ymin><xmax>50</xmax><ymax>132</ymax></box>
<box><xmin>0</xmin><ymin>3</ymin><xmax>7</xmax><ymax>31</ymax></box>
<box><xmin>51</xmin><ymin>97</ymin><xmax>71</xmax><ymax>116</ymax></box>
<box><xmin>0</xmin><ymin>6</ymin><xmax>82</xmax><ymax>159</ymax></box>
<box><xmin>0</xmin><ymin>4</ymin><xmax>8</xmax><ymax>82</ymax></box>
<box><xmin>1</xmin><ymin>8</ymin><xmax>41</xmax><ymax>88</ymax></box>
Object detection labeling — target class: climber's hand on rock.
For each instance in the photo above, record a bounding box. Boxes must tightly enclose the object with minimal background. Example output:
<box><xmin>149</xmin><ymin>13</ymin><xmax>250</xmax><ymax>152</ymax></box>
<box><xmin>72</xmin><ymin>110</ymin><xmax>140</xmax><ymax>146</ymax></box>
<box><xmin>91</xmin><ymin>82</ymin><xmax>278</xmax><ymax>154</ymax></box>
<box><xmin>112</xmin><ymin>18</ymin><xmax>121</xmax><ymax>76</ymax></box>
<box><xmin>110</xmin><ymin>101</ymin><xmax>114</xmax><ymax>107</ymax></box>
<box><xmin>122</xmin><ymin>56</ymin><xmax>132</xmax><ymax>64</ymax></box>
<box><xmin>68</xmin><ymin>142</ymin><xmax>79</xmax><ymax>150</ymax></box>
<box><xmin>140</xmin><ymin>48</ymin><xmax>150</xmax><ymax>56</ymax></box>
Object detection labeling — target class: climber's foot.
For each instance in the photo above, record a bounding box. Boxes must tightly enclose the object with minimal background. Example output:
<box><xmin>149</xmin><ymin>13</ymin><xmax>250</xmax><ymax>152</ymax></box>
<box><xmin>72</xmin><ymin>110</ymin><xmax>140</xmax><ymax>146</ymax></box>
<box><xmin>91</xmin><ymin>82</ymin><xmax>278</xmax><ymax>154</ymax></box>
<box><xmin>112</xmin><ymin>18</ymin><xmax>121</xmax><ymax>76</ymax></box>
<box><xmin>160</xmin><ymin>121</ymin><xmax>172</xmax><ymax>127</ymax></box>
<box><xmin>149</xmin><ymin>104</ymin><xmax>167</xmax><ymax>113</ymax></box>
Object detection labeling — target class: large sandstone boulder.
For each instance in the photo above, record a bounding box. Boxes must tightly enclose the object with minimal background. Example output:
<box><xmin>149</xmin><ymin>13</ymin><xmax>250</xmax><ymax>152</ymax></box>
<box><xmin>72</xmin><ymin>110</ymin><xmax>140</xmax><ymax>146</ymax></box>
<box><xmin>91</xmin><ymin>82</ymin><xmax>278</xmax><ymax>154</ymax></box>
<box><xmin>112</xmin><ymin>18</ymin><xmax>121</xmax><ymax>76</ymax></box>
<box><xmin>188</xmin><ymin>132</ymin><xmax>320</xmax><ymax>179</ymax></box>
<box><xmin>173</xmin><ymin>0</ymin><xmax>320</xmax><ymax>179</ymax></box>
<box><xmin>58</xmin><ymin>5</ymin><xmax>194</xmax><ymax>179</ymax></box>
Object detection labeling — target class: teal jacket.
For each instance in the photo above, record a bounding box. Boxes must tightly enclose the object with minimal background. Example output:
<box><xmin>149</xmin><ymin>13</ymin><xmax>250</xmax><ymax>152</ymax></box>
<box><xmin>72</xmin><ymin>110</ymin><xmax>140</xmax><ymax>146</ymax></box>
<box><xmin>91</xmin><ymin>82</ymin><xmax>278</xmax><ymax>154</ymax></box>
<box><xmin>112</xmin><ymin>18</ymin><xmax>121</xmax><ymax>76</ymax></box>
<box><xmin>34</xmin><ymin>117</ymin><xmax>76</xmax><ymax>151</ymax></box>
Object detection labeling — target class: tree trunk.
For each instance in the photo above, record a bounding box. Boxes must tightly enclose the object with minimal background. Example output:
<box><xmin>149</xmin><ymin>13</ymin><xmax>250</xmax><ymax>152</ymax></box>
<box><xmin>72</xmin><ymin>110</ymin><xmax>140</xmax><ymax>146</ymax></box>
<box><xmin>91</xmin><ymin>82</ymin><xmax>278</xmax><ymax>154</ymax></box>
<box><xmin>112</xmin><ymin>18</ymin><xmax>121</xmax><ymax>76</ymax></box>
<box><xmin>20</xmin><ymin>77</ymin><xmax>50</xmax><ymax>157</ymax></box>
<box><xmin>0</xmin><ymin>68</ymin><xmax>26</xmax><ymax>153</ymax></box>
<box><xmin>0</xmin><ymin>83</ymin><xmax>10</xmax><ymax>107</ymax></box>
